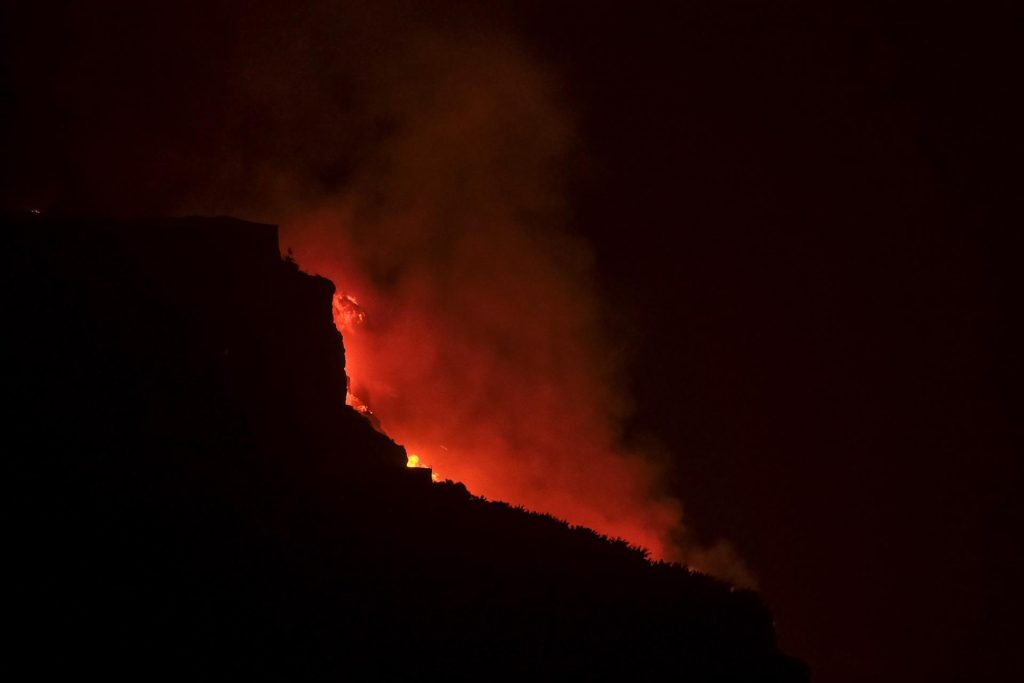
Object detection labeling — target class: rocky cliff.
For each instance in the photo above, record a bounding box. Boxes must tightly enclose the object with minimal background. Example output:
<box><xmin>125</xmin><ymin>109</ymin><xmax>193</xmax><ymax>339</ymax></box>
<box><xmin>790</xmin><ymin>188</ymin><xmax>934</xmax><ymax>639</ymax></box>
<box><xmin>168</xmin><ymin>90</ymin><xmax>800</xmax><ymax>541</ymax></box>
<box><xmin>3</xmin><ymin>212</ymin><xmax>806</xmax><ymax>681</ymax></box>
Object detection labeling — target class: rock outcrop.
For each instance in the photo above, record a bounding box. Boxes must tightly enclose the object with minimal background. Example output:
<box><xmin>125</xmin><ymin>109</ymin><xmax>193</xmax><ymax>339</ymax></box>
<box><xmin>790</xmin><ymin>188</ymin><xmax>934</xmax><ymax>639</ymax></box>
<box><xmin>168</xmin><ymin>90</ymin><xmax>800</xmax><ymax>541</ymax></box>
<box><xmin>3</xmin><ymin>212</ymin><xmax>807</xmax><ymax>681</ymax></box>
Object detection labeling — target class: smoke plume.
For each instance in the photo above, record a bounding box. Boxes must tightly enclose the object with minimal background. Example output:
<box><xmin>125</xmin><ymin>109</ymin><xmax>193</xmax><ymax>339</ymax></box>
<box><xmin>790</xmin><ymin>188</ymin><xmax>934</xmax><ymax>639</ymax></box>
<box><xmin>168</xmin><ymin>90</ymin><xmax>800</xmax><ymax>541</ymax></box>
<box><xmin>2</xmin><ymin>1</ymin><xmax>750</xmax><ymax>582</ymax></box>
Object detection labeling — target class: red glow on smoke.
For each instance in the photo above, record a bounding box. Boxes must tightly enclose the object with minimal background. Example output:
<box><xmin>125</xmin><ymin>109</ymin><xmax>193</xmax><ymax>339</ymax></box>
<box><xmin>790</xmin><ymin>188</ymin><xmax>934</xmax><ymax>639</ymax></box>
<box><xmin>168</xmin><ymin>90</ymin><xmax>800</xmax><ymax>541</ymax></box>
<box><xmin>284</xmin><ymin>210</ymin><xmax>683</xmax><ymax>561</ymax></box>
<box><xmin>0</xmin><ymin>0</ymin><xmax>752</xmax><ymax>584</ymax></box>
<box><xmin>265</xmin><ymin>29</ymin><xmax>747</xmax><ymax>581</ymax></box>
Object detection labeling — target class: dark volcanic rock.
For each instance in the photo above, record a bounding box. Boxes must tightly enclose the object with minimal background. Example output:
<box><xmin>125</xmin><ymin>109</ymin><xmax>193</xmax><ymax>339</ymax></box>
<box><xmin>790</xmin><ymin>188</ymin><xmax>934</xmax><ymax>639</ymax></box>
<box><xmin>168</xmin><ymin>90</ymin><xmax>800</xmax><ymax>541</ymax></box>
<box><xmin>3</xmin><ymin>212</ymin><xmax>807</xmax><ymax>681</ymax></box>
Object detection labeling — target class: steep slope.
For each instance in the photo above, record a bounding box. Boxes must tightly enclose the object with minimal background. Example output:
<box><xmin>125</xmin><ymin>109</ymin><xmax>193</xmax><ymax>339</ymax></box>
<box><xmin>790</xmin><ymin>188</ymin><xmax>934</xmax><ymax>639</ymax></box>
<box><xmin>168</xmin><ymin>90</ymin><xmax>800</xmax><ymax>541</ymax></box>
<box><xmin>3</xmin><ymin>212</ymin><xmax>806</xmax><ymax>681</ymax></box>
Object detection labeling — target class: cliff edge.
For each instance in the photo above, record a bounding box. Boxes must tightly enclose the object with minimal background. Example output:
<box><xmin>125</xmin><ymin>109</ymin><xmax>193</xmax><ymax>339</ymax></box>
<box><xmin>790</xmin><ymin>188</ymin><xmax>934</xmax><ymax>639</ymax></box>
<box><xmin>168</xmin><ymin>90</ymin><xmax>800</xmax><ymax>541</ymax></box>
<box><xmin>3</xmin><ymin>212</ymin><xmax>807</xmax><ymax>681</ymax></box>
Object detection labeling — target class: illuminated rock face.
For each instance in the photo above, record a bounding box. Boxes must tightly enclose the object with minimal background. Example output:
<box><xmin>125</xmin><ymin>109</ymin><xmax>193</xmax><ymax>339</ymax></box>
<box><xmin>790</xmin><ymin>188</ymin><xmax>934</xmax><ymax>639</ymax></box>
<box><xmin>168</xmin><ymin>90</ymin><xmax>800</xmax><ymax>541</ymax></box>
<box><xmin>3</xmin><ymin>213</ymin><xmax>806</xmax><ymax>682</ymax></box>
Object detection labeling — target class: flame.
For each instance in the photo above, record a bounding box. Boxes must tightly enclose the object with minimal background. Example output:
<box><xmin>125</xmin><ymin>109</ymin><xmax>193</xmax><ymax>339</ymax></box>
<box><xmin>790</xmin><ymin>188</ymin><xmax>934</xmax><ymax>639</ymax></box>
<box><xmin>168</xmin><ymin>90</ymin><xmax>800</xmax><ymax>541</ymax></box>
<box><xmin>320</xmin><ymin>277</ymin><xmax>677</xmax><ymax>559</ymax></box>
<box><xmin>269</xmin><ymin>30</ymin><xmax>695</xmax><ymax>558</ymax></box>
<box><xmin>338</xmin><ymin>293</ymin><xmax>444</xmax><ymax>482</ymax></box>
<box><xmin>334</xmin><ymin>293</ymin><xmax>367</xmax><ymax>332</ymax></box>
<box><xmin>407</xmin><ymin>454</ymin><xmax>441</xmax><ymax>483</ymax></box>
<box><xmin>345</xmin><ymin>389</ymin><xmax>372</xmax><ymax>415</ymax></box>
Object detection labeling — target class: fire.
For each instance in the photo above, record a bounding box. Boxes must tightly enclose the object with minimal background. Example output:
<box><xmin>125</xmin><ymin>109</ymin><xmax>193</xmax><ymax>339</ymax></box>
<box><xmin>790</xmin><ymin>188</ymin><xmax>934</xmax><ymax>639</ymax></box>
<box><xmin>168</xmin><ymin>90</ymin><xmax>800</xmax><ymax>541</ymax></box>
<box><xmin>269</xmin><ymin>41</ymin><xmax>698</xmax><ymax>556</ymax></box>
<box><xmin>287</xmin><ymin>208</ymin><xmax>690</xmax><ymax>565</ymax></box>
<box><xmin>345</xmin><ymin>389</ymin><xmax>372</xmax><ymax>417</ymax></box>
<box><xmin>406</xmin><ymin>453</ymin><xmax>440</xmax><ymax>482</ymax></box>
<box><xmin>335</xmin><ymin>294</ymin><xmax>386</xmax><ymax>431</ymax></box>
<box><xmin>320</xmin><ymin>281</ymin><xmax>676</xmax><ymax>559</ymax></box>
<box><xmin>337</xmin><ymin>293</ymin><xmax>443</xmax><ymax>483</ymax></box>
<box><xmin>333</xmin><ymin>293</ymin><xmax>366</xmax><ymax>331</ymax></box>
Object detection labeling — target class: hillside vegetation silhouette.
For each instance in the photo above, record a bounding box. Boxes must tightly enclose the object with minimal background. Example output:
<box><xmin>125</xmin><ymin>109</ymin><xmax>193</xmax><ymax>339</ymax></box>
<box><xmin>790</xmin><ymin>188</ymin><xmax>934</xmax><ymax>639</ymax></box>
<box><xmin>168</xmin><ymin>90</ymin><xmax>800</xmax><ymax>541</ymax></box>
<box><xmin>4</xmin><ymin>213</ymin><xmax>807</xmax><ymax>681</ymax></box>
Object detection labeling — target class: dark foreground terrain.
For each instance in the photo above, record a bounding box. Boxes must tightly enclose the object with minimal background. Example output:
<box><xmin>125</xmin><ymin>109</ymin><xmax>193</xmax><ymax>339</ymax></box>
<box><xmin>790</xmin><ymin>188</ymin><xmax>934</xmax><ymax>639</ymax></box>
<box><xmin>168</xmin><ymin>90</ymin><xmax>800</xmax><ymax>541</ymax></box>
<box><xmin>4</xmin><ymin>212</ymin><xmax>806</xmax><ymax>680</ymax></box>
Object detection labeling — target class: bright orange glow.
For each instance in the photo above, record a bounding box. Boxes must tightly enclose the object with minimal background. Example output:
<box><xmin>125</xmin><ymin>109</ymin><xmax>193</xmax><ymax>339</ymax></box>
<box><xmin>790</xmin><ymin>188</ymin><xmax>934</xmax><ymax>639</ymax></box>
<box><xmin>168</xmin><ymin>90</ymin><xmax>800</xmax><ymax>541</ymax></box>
<box><xmin>295</xmin><ymin>236</ymin><xmax>685</xmax><ymax>560</ymax></box>
<box><xmin>266</xmin><ymin>35</ymin><xmax>747</xmax><ymax>579</ymax></box>
<box><xmin>333</xmin><ymin>293</ymin><xmax>366</xmax><ymax>331</ymax></box>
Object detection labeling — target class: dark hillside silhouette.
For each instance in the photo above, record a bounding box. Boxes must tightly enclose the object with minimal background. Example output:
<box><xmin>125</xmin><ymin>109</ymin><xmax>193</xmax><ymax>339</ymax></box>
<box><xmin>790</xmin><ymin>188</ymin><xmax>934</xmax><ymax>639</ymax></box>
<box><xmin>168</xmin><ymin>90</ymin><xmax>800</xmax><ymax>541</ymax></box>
<box><xmin>4</xmin><ymin>212</ymin><xmax>807</xmax><ymax>680</ymax></box>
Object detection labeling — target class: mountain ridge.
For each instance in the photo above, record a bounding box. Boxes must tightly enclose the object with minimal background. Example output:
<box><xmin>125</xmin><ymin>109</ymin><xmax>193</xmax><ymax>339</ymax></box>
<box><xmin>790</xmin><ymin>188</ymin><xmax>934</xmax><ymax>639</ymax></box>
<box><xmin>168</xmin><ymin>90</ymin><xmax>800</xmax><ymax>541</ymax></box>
<box><xmin>4</xmin><ymin>212</ymin><xmax>807</xmax><ymax>681</ymax></box>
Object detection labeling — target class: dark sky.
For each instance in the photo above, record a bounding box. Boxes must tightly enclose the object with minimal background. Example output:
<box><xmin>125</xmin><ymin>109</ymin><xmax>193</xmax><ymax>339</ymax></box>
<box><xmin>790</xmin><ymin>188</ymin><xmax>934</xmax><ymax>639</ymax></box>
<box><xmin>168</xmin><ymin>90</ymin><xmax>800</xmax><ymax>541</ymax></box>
<box><xmin>2</xmin><ymin>1</ymin><xmax>1020</xmax><ymax>681</ymax></box>
<box><xmin>519</xmin><ymin>3</ymin><xmax>1020</xmax><ymax>681</ymax></box>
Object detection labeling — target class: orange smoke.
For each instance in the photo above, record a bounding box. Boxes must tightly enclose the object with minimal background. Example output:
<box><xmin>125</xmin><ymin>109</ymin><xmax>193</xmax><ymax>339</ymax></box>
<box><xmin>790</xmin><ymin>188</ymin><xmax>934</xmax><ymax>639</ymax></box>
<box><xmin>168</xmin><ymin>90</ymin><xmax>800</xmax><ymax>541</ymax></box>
<box><xmin>298</xmin><ymin>217</ymin><xmax>682</xmax><ymax>559</ymax></box>
<box><xmin>4</xmin><ymin>0</ymin><xmax>749</xmax><ymax>580</ymax></box>
<box><xmin>271</xmin><ymin>29</ymin><xmax>697</xmax><ymax>564</ymax></box>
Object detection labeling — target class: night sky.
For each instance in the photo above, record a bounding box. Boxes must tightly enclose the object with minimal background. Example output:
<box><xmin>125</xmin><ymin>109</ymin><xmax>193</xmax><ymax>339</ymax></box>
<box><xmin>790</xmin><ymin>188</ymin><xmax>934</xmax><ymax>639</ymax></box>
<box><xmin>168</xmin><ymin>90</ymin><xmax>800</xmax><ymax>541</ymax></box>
<box><xmin>520</xmin><ymin>4</ymin><xmax>1021</xmax><ymax>681</ymax></box>
<box><xmin>2</xmin><ymin>2</ymin><xmax>1020</xmax><ymax>681</ymax></box>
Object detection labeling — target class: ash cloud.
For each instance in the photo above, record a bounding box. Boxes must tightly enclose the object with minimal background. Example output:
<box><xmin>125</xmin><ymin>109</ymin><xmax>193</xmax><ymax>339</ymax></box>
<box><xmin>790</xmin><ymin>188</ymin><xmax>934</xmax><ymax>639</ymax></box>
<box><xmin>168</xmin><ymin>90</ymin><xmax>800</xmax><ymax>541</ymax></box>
<box><xmin>2</xmin><ymin>1</ymin><xmax>750</xmax><ymax>584</ymax></box>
